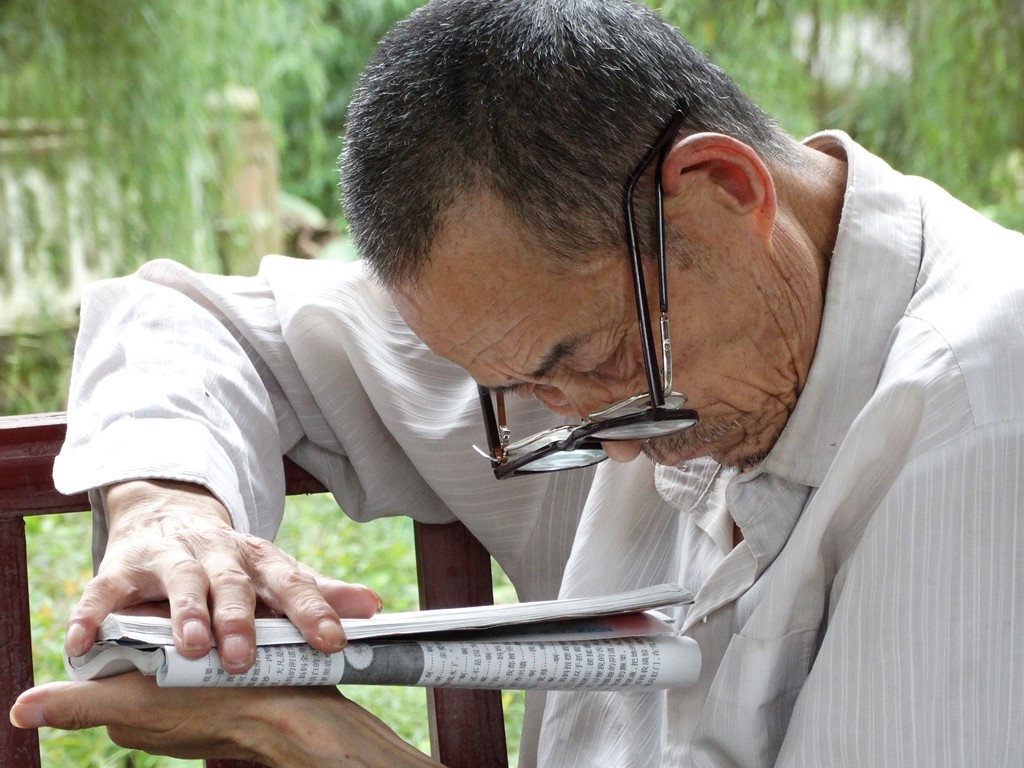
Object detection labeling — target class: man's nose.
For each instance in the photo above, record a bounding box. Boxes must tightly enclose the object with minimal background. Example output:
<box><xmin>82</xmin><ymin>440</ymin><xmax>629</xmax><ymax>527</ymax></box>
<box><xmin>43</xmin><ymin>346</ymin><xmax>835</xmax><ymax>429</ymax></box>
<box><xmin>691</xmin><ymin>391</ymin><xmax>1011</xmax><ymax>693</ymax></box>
<box><xmin>600</xmin><ymin>439</ymin><xmax>644</xmax><ymax>462</ymax></box>
<box><xmin>531</xmin><ymin>385</ymin><xmax>575</xmax><ymax>415</ymax></box>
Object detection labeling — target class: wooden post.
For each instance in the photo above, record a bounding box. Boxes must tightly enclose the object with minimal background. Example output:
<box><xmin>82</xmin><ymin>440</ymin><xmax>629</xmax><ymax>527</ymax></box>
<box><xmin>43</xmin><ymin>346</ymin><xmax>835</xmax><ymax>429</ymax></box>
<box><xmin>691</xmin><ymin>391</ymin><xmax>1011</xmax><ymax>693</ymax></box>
<box><xmin>415</xmin><ymin>521</ymin><xmax>509</xmax><ymax>768</ymax></box>
<box><xmin>0</xmin><ymin>515</ymin><xmax>40</xmax><ymax>768</ymax></box>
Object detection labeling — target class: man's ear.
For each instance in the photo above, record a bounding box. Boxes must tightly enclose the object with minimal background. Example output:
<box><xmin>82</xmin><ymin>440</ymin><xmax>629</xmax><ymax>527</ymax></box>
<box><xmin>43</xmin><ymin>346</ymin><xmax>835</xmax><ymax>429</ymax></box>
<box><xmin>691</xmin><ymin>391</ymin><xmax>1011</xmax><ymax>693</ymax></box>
<box><xmin>661</xmin><ymin>132</ymin><xmax>776</xmax><ymax>243</ymax></box>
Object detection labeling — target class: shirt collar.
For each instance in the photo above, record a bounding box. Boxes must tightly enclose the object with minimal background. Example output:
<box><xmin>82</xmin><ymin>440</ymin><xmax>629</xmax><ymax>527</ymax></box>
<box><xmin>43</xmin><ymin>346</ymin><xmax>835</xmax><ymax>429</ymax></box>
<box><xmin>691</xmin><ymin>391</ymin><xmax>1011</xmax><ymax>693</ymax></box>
<box><xmin>760</xmin><ymin>131</ymin><xmax>925</xmax><ymax>489</ymax></box>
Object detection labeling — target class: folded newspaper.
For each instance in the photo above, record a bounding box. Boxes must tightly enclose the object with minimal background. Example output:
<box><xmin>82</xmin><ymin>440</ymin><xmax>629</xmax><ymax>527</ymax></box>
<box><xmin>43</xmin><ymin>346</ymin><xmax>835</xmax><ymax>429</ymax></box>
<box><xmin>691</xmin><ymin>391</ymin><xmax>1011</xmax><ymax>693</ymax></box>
<box><xmin>66</xmin><ymin>583</ymin><xmax>701</xmax><ymax>691</ymax></box>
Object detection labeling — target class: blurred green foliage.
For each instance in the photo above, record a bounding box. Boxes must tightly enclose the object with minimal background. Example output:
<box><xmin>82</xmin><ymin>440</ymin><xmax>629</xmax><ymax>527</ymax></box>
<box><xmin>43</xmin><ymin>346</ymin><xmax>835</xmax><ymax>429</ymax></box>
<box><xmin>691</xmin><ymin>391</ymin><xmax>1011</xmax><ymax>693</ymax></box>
<box><xmin>658</xmin><ymin>0</ymin><xmax>1024</xmax><ymax>230</ymax></box>
<box><xmin>0</xmin><ymin>317</ymin><xmax>74</xmax><ymax>414</ymax></box>
<box><xmin>270</xmin><ymin>0</ymin><xmax>426</xmax><ymax>222</ymax></box>
<box><xmin>0</xmin><ymin>2</ymin><xmax>279</xmax><ymax>268</ymax></box>
<box><xmin>3</xmin><ymin>0</ymin><xmax>1016</xmax><ymax>261</ymax></box>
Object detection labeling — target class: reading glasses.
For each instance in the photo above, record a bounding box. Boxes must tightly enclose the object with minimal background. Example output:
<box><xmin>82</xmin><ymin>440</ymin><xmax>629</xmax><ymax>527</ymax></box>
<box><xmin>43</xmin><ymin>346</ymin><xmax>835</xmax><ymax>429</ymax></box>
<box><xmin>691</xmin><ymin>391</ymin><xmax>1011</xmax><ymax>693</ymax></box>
<box><xmin>476</xmin><ymin>105</ymin><xmax>699</xmax><ymax>479</ymax></box>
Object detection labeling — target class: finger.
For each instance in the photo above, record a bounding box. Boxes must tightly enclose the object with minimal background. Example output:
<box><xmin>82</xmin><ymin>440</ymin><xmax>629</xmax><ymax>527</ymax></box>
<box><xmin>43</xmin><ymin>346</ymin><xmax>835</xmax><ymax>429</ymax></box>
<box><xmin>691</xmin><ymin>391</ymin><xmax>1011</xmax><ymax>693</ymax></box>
<box><xmin>65</xmin><ymin>582</ymin><xmax>120</xmax><ymax>658</ymax></box>
<box><xmin>154</xmin><ymin>527</ymin><xmax>271</xmax><ymax>663</ymax></box>
<box><xmin>10</xmin><ymin>682</ymin><xmax>76</xmax><ymax>730</ymax></box>
<box><xmin>205</xmin><ymin>557</ymin><xmax>258</xmax><ymax>673</ymax></box>
<box><xmin>152</xmin><ymin>548</ymin><xmax>216</xmax><ymax>658</ymax></box>
<box><xmin>245</xmin><ymin>544</ymin><xmax>349</xmax><ymax>654</ymax></box>
<box><xmin>65</xmin><ymin>569</ymin><xmax>169</xmax><ymax>657</ymax></box>
<box><xmin>315</xmin><ymin>576</ymin><xmax>383</xmax><ymax>618</ymax></box>
<box><xmin>276</xmin><ymin>574</ymin><xmax>382</xmax><ymax>654</ymax></box>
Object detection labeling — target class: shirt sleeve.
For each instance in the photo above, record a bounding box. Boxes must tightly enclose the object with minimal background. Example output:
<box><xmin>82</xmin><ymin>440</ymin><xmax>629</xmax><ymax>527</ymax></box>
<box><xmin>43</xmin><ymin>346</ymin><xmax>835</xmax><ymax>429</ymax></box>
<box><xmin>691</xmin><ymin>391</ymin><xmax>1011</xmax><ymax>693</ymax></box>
<box><xmin>54</xmin><ymin>256</ymin><xmax>590</xmax><ymax>600</ymax></box>
<box><xmin>55</xmin><ymin>254</ymin><xmax>492</xmax><ymax>540</ymax></box>
<box><xmin>55</xmin><ymin>258</ymin><xmax>293</xmax><ymax>538</ymax></box>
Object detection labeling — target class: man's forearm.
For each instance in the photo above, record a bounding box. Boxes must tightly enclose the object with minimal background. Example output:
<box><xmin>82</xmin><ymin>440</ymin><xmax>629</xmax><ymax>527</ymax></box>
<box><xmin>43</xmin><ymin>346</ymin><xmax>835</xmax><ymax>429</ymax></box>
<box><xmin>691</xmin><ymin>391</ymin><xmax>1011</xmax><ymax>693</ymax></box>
<box><xmin>12</xmin><ymin>676</ymin><xmax>442</xmax><ymax>768</ymax></box>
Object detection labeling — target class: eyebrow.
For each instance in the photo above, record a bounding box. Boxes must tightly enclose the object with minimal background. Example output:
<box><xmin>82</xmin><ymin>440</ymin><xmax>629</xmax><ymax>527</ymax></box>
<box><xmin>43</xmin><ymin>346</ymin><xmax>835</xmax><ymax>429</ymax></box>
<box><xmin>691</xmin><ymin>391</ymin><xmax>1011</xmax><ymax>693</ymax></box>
<box><xmin>528</xmin><ymin>336</ymin><xmax>582</xmax><ymax>380</ymax></box>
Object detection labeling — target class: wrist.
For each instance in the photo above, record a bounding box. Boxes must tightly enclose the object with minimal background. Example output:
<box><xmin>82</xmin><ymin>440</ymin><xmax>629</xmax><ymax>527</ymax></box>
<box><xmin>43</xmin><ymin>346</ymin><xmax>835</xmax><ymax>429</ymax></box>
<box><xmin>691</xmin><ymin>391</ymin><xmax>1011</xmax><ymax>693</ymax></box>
<box><xmin>252</xmin><ymin>688</ymin><xmax>442</xmax><ymax>768</ymax></box>
<box><xmin>103</xmin><ymin>479</ymin><xmax>232</xmax><ymax>530</ymax></box>
<box><xmin>245</xmin><ymin>688</ymin><xmax>346</xmax><ymax>768</ymax></box>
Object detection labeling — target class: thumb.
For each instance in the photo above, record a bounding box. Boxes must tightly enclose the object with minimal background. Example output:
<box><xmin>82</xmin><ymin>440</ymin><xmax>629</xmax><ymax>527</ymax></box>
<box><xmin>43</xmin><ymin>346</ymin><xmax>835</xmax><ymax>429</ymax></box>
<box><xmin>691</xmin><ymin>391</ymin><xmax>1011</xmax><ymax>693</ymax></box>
<box><xmin>10</xmin><ymin>677</ymin><xmax>148</xmax><ymax>730</ymax></box>
<box><xmin>11</xmin><ymin>681</ymin><xmax>94</xmax><ymax>730</ymax></box>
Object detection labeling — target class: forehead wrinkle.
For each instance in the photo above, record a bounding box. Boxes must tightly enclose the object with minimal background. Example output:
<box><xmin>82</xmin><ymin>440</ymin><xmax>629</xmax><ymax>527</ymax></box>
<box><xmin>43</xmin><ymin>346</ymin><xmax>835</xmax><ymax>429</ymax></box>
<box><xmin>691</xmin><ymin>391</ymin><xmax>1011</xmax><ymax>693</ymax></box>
<box><xmin>437</xmin><ymin>281</ymin><xmax>556</xmax><ymax>382</ymax></box>
<box><xmin>494</xmin><ymin>287</ymin><xmax>597</xmax><ymax>384</ymax></box>
<box><xmin>475</xmin><ymin>300</ymin><xmax>561</xmax><ymax>382</ymax></box>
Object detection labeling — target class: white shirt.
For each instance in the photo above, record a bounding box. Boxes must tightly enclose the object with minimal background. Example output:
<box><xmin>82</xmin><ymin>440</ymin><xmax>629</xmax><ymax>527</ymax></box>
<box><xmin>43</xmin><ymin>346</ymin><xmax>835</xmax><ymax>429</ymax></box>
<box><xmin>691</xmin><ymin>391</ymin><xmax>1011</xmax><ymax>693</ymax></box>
<box><xmin>538</xmin><ymin>133</ymin><xmax>1024</xmax><ymax>766</ymax></box>
<box><xmin>56</xmin><ymin>134</ymin><xmax>1024</xmax><ymax>766</ymax></box>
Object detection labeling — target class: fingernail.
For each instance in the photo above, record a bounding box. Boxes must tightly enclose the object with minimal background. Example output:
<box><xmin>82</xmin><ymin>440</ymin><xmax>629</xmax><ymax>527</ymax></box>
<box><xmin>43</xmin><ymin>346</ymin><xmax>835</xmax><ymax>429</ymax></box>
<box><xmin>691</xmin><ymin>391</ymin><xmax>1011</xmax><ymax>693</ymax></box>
<box><xmin>64</xmin><ymin>623</ymin><xmax>89</xmax><ymax>656</ymax></box>
<box><xmin>318</xmin><ymin>619</ymin><xmax>345</xmax><ymax>651</ymax></box>
<box><xmin>182</xmin><ymin>619</ymin><xmax>209</xmax><ymax>652</ymax></box>
<box><xmin>10</xmin><ymin>701</ymin><xmax>45</xmax><ymax>729</ymax></box>
<box><xmin>220</xmin><ymin>635</ymin><xmax>255</xmax><ymax>672</ymax></box>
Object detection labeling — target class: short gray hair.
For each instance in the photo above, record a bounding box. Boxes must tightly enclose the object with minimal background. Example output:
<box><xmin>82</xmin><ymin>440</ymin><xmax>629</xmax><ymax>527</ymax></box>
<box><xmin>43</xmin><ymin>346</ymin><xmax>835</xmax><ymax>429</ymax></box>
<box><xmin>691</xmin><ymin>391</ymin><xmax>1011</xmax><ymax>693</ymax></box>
<box><xmin>341</xmin><ymin>0</ymin><xmax>792</xmax><ymax>287</ymax></box>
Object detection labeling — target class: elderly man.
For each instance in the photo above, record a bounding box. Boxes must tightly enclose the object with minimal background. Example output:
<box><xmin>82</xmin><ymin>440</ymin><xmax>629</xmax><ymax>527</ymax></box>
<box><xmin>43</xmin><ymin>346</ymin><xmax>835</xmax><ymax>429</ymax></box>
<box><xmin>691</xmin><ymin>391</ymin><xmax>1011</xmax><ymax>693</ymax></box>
<box><xmin>12</xmin><ymin>0</ymin><xmax>1024</xmax><ymax>766</ymax></box>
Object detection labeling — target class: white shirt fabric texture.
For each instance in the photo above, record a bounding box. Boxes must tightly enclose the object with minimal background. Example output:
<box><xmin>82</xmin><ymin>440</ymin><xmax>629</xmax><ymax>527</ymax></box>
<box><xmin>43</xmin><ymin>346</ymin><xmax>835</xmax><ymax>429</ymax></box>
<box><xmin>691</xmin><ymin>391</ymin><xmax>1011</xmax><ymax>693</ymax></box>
<box><xmin>55</xmin><ymin>133</ymin><xmax>1024</xmax><ymax>767</ymax></box>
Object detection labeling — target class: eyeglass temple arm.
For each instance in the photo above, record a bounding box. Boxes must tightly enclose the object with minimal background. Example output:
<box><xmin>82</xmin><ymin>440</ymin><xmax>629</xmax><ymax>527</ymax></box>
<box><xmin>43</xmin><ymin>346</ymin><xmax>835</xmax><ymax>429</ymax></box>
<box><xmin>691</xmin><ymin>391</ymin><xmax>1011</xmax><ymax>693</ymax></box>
<box><xmin>655</xmin><ymin>155</ymin><xmax>673</xmax><ymax>397</ymax></box>
<box><xmin>477</xmin><ymin>386</ymin><xmax>505</xmax><ymax>462</ymax></box>
<box><xmin>624</xmin><ymin>193</ymin><xmax>665</xmax><ymax>407</ymax></box>
<box><xmin>624</xmin><ymin>107</ymin><xmax>687</xmax><ymax>407</ymax></box>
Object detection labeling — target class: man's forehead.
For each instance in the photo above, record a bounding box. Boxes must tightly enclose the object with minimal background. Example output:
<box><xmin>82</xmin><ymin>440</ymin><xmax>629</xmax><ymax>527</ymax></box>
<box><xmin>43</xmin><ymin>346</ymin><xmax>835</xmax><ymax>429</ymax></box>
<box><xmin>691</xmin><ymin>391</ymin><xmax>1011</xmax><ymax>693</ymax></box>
<box><xmin>391</xmin><ymin>262</ymin><xmax>577</xmax><ymax>380</ymax></box>
<box><xmin>389</xmin><ymin>189</ymin><xmax>631</xmax><ymax>378</ymax></box>
<box><xmin>394</xmin><ymin>275</ymin><xmax>628</xmax><ymax>392</ymax></box>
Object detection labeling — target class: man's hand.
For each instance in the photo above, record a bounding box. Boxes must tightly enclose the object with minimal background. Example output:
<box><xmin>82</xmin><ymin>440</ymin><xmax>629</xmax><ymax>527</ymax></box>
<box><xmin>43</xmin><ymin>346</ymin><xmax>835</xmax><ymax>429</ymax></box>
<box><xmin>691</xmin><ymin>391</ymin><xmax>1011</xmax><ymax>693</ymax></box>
<box><xmin>65</xmin><ymin>479</ymin><xmax>382</xmax><ymax>673</ymax></box>
<box><xmin>10</xmin><ymin>674</ymin><xmax>441</xmax><ymax>767</ymax></box>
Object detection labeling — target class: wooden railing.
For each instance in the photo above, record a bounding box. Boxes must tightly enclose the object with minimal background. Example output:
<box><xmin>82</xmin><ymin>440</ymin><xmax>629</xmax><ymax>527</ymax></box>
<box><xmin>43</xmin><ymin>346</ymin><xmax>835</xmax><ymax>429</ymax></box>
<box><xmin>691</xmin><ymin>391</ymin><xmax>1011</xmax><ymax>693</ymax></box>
<box><xmin>0</xmin><ymin>412</ymin><xmax>508</xmax><ymax>768</ymax></box>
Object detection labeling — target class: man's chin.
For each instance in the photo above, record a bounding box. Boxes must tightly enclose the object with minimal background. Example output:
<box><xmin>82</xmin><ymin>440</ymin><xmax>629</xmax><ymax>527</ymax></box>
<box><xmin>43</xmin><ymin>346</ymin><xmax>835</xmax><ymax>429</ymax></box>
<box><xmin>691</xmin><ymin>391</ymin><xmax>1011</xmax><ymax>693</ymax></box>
<box><xmin>641</xmin><ymin>436</ymin><xmax>707</xmax><ymax>467</ymax></box>
<box><xmin>641</xmin><ymin>421</ymin><xmax>765</xmax><ymax>470</ymax></box>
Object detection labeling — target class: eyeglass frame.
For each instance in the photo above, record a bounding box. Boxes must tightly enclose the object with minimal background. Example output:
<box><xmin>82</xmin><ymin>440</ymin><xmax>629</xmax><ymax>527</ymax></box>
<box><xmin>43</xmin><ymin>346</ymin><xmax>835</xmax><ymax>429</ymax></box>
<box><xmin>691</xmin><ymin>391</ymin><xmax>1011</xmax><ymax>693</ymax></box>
<box><xmin>478</xmin><ymin>102</ymin><xmax>699</xmax><ymax>479</ymax></box>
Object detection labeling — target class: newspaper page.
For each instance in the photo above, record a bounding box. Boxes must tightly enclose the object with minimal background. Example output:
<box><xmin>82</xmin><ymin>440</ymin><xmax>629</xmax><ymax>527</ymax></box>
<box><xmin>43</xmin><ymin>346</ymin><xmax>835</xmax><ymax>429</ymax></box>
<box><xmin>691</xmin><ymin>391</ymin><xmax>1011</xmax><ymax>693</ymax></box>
<box><xmin>153</xmin><ymin>635</ymin><xmax>701</xmax><ymax>690</ymax></box>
